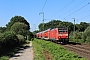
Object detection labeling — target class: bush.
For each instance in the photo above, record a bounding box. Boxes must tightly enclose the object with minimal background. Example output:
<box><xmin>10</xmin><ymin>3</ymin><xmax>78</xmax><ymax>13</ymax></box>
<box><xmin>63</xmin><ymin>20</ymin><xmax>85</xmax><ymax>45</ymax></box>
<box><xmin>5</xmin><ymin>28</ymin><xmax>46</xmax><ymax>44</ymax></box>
<box><xmin>85</xmin><ymin>36</ymin><xmax>90</xmax><ymax>44</ymax></box>
<box><xmin>73</xmin><ymin>31</ymin><xmax>82</xmax><ymax>39</ymax></box>
<box><xmin>0</xmin><ymin>33</ymin><xmax>3</xmax><ymax>45</ymax></box>
<box><xmin>0</xmin><ymin>56</ymin><xmax>9</xmax><ymax>60</ymax></box>
<box><xmin>17</xmin><ymin>34</ymin><xmax>25</xmax><ymax>43</ymax></box>
<box><xmin>83</xmin><ymin>25</ymin><xmax>90</xmax><ymax>43</ymax></box>
<box><xmin>0</xmin><ymin>31</ymin><xmax>18</xmax><ymax>47</ymax></box>
<box><xmin>27</xmin><ymin>31</ymin><xmax>34</xmax><ymax>41</ymax></box>
<box><xmin>69</xmin><ymin>31</ymin><xmax>83</xmax><ymax>43</ymax></box>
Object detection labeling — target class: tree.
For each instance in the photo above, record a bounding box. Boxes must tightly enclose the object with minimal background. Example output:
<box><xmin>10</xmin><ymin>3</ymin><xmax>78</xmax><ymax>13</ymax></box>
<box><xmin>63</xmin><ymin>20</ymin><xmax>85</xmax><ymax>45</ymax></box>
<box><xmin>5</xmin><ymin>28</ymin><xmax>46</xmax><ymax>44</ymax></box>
<box><xmin>83</xmin><ymin>25</ymin><xmax>90</xmax><ymax>43</ymax></box>
<box><xmin>79</xmin><ymin>22</ymin><xmax>89</xmax><ymax>32</ymax></box>
<box><xmin>38</xmin><ymin>20</ymin><xmax>62</xmax><ymax>31</ymax></box>
<box><xmin>38</xmin><ymin>20</ymin><xmax>74</xmax><ymax>33</ymax></box>
<box><xmin>75</xmin><ymin>24</ymin><xmax>81</xmax><ymax>31</ymax></box>
<box><xmin>59</xmin><ymin>22</ymin><xmax>74</xmax><ymax>33</ymax></box>
<box><xmin>33</xmin><ymin>30</ymin><xmax>40</xmax><ymax>35</ymax></box>
<box><xmin>38</xmin><ymin>23</ymin><xmax>44</xmax><ymax>31</ymax></box>
<box><xmin>10</xmin><ymin>22</ymin><xmax>29</xmax><ymax>36</ymax></box>
<box><xmin>0</xmin><ymin>31</ymin><xmax>18</xmax><ymax>47</ymax></box>
<box><xmin>0</xmin><ymin>27</ymin><xmax>6</xmax><ymax>33</ymax></box>
<box><xmin>6</xmin><ymin>16</ymin><xmax>30</xmax><ymax>30</ymax></box>
<box><xmin>48</xmin><ymin>20</ymin><xmax>61</xmax><ymax>28</ymax></box>
<box><xmin>27</xmin><ymin>31</ymin><xmax>34</xmax><ymax>40</ymax></box>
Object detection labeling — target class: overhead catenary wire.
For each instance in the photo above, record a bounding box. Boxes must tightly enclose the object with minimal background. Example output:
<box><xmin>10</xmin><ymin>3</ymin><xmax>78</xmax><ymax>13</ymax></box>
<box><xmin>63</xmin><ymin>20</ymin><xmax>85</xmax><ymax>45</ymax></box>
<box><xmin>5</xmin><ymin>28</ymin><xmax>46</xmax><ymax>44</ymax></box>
<box><xmin>74</xmin><ymin>10</ymin><xmax>90</xmax><ymax>17</ymax></box>
<box><xmin>49</xmin><ymin>0</ymin><xmax>75</xmax><ymax>18</ymax></box>
<box><xmin>53</xmin><ymin>0</ymin><xmax>90</xmax><ymax>23</ymax></box>
<box><xmin>40</xmin><ymin>0</ymin><xmax>48</xmax><ymax>31</ymax></box>
<box><xmin>41</xmin><ymin>0</ymin><xmax>47</xmax><ymax>12</ymax></box>
<box><xmin>77</xmin><ymin>14</ymin><xmax>90</xmax><ymax>20</ymax></box>
<box><xmin>69</xmin><ymin>0</ymin><xmax>87</xmax><ymax>11</ymax></box>
<box><xmin>65</xmin><ymin>2</ymin><xmax>90</xmax><ymax>18</ymax></box>
<box><xmin>38</xmin><ymin>0</ymin><xmax>90</xmax><ymax>25</ymax></box>
<box><xmin>58</xmin><ymin>0</ymin><xmax>87</xmax><ymax>18</ymax></box>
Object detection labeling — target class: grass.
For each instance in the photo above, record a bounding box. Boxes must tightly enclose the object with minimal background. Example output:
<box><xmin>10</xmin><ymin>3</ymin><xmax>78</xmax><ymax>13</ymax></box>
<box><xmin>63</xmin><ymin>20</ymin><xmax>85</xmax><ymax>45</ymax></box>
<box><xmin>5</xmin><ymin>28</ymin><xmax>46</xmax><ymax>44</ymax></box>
<box><xmin>0</xmin><ymin>46</ymin><xmax>19</xmax><ymax>60</ymax></box>
<box><xmin>0</xmin><ymin>56</ymin><xmax>9</xmax><ymax>60</ymax></box>
<box><xmin>33</xmin><ymin>38</ymin><xmax>86</xmax><ymax>60</ymax></box>
<box><xmin>32</xmin><ymin>39</ymin><xmax>45</xmax><ymax>60</ymax></box>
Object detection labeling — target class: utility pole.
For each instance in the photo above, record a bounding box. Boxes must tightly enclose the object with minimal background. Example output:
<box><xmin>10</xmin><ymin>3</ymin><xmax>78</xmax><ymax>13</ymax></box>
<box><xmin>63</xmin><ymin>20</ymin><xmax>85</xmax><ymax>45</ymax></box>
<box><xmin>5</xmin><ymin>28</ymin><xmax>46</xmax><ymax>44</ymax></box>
<box><xmin>72</xmin><ymin>18</ymin><xmax>75</xmax><ymax>33</ymax></box>
<box><xmin>39</xmin><ymin>12</ymin><xmax>44</xmax><ymax>39</ymax></box>
<box><xmin>39</xmin><ymin>12</ymin><xmax>44</xmax><ymax>31</ymax></box>
<box><xmin>72</xmin><ymin>18</ymin><xmax>75</xmax><ymax>41</ymax></box>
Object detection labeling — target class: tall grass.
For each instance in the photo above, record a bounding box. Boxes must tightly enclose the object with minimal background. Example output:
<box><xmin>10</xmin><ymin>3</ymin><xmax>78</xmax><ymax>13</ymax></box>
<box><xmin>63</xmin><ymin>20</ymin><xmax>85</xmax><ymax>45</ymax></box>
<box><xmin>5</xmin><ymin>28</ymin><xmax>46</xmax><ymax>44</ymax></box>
<box><xmin>33</xmin><ymin>39</ymin><xmax>86</xmax><ymax>60</ymax></box>
<box><xmin>32</xmin><ymin>39</ymin><xmax>45</xmax><ymax>60</ymax></box>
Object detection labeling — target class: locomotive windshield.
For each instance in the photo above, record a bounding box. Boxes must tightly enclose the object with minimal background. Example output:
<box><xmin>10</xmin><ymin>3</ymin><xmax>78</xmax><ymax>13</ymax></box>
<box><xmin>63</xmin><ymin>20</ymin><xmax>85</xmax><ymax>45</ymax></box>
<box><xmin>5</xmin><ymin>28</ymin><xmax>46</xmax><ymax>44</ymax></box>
<box><xmin>58</xmin><ymin>28</ymin><xmax>68</xmax><ymax>32</ymax></box>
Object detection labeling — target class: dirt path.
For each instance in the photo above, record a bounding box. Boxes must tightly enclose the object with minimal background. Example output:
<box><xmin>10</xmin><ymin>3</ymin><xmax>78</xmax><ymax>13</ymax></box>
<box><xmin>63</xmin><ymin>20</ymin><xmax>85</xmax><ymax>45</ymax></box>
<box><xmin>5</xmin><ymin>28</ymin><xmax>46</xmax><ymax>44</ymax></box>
<box><xmin>9</xmin><ymin>41</ymin><xmax>34</xmax><ymax>60</ymax></box>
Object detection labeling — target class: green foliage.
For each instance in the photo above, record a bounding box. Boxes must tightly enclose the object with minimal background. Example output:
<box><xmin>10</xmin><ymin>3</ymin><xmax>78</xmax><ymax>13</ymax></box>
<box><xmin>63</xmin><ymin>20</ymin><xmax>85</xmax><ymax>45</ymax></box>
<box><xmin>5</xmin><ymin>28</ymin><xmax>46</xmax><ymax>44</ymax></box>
<box><xmin>10</xmin><ymin>22</ymin><xmax>28</xmax><ymax>36</ymax></box>
<box><xmin>75</xmin><ymin>22</ymin><xmax>89</xmax><ymax>32</ymax></box>
<box><xmin>6</xmin><ymin>16</ymin><xmax>30</xmax><ymax>31</ymax></box>
<box><xmin>83</xmin><ymin>25</ymin><xmax>90</xmax><ymax>43</ymax></box>
<box><xmin>0</xmin><ymin>16</ymin><xmax>31</xmax><ymax>47</ymax></box>
<box><xmin>74</xmin><ymin>31</ymin><xmax>82</xmax><ymax>39</ymax></box>
<box><xmin>86</xmin><ymin>37</ymin><xmax>90</xmax><ymax>44</ymax></box>
<box><xmin>69</xmin><ymin>31</ymin><xmax>84</xmax><ymax>43</ymax></box>
<box><xmin>33</xmin><ymin>30</ymin><xmax>40</xmax><ymax>35</ymax></box>
<box><xmin>0</xmin><ymin>15</ymin><xmax>31</xmax><ymax>59</ymax></box>
<box><xmin>38</xmin><ymin>23</ymin><xmax>44</xmax><ymax>31</ymax></box>
<box><xmin>79</xmin><ymin>22</ymin><xmax>89</xmax><ymax>32</ymax></box>
<box><xmin>38</xmin><ymin>20</ymin><xmax>74</xmax><ymax>33</ymax></box>
<box><xmin>59</xmin><ymin>22</ymin><xmax>74</xmax><ymax>33</ymax></box>
<box><xmin>38</xmin><ymin>20</ymin><xmax>62</xmax><ymax>31</ymax></box>
<box><xmin>38</xmin><ymin>20</ymin><xmax>89</xmax><ymax>33</ymax></box>
<box><xmin>0</xmin><ymin>31</ymin><xmax>18</xmax><ymax>47</ymax></box>
<box><xmin>70</xmin><ymin>25</ymin><xmax>90</xmax><ymax>44</ymax></box>
<box><xmin>0</xmin><ymin>56</ymin><xmax>9</xmax><ymax>60</ymax></box>
<box><xmin>27</xmin><ymin>35</ymin><xmax>32</xmax><ymax>41</ymax></box>
<box><xmin>33</xmin><ymin>39</ymin><xmax>86</xmax><ymax>60</ymax></box>
<box><xmin>0</xmin><ymin>27</ymin><xmax>6</xmax><ymax>33</ymax></box>
<box><xmin>27</xmin><ymin>31</ymin><xmax>34</xmax><ymax>40</ymax></box>
<box><xmin>17</xmin><ymin>34</ymin><xmax>25</xmax><ymax>43</ymax></box>
<box><xmin>32</xmin><ymin>39</ymin><xmax>45</xmax><ymax>60</ymax></box>
<box><xmin>76</xmin><ymin>24</ymin><xmax>81</xmax><ymax>31</ymax></box>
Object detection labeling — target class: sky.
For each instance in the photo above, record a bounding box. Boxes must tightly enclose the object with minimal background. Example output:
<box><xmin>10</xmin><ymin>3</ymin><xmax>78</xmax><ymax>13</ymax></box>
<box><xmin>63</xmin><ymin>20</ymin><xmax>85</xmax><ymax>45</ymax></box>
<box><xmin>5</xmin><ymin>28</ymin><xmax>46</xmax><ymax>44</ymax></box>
<box><xmin>0</xmin><ymin>0</ymin><xmax>90</xmax><ymax>32</ymax></box>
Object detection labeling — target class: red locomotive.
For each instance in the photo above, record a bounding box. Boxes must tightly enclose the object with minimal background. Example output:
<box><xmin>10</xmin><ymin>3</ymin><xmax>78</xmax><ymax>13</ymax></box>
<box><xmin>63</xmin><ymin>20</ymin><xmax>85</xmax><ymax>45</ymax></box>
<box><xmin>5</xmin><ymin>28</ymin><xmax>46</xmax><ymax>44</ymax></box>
<box><xmin>36</xmin><ymin>27</ymin><xmax>69</xmax><ymax>43</ymax></box>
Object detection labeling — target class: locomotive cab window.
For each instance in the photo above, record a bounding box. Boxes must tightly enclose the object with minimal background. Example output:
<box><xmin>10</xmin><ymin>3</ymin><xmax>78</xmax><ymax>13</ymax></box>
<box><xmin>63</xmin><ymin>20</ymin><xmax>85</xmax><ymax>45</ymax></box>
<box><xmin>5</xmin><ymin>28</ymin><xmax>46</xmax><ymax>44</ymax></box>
<box><xmin>58</xmin><ymin>28</ymin><xmax>67</xmax><ymax>32</ymax></box>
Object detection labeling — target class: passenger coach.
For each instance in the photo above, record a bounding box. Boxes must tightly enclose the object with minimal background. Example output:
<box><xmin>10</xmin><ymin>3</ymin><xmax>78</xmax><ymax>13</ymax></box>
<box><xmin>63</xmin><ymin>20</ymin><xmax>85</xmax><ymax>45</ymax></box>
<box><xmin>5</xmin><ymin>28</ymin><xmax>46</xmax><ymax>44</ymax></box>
<box><xmin>36</xmin><ymin>27</ymin><xmax>69</xmax><ymax>43</ymax></box>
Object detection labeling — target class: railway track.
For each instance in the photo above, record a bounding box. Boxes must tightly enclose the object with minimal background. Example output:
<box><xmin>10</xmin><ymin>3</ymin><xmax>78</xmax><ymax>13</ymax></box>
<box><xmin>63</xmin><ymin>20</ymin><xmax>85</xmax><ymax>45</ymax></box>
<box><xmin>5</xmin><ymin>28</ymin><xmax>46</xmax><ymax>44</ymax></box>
<box><xmin>40</xmin><ymin>39</ymin><xmax>90</xmax><ymax>60</ymax></box>
<box><xmin>61</xmin><ymin>43</ymin><xmax>90</xmax><ymax>60</ymax></box>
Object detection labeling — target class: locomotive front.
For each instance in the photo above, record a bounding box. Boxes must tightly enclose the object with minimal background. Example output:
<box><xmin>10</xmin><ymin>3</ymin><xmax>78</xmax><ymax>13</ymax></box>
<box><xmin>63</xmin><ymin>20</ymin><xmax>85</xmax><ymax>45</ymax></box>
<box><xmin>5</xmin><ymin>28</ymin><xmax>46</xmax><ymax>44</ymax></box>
<box><xmin>58</xmin><ymin>28</ymin><xmax>69</xmax><ymax>43</ymax></box>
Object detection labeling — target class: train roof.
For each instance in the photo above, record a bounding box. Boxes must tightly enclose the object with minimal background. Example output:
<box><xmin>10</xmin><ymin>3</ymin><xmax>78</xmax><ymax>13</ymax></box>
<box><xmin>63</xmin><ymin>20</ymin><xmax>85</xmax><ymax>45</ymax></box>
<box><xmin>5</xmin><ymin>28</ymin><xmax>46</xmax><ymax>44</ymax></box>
<box><xmin>36</xmin><ymin>27</ymin><xmax>68</xmax><ymax>34</ymax></box>
<box><xmin>36</xmin><ymin>31</ymin><xmax>42</xmax><ymax>34</ymax></box>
